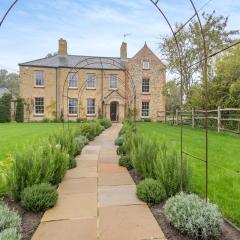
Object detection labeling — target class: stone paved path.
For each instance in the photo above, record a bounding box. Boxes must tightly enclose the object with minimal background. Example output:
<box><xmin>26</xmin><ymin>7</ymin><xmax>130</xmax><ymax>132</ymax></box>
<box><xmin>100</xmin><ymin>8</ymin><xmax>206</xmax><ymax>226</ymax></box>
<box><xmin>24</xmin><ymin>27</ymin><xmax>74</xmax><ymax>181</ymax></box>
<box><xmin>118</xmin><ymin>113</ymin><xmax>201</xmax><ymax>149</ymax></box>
<box><xmin>32</xmin><ymin>124</ymin><xmax>166</xmax><ymax>240</ymax></box>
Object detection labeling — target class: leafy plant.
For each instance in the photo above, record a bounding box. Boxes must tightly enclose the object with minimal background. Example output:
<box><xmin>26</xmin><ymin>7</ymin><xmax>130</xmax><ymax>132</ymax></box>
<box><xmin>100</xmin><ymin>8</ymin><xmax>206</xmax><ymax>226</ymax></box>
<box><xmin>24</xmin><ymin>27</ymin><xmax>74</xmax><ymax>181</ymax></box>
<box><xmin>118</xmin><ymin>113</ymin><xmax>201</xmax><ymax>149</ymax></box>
<box><xmin>0</xmin><ymin>204</ymin><xmax>21</xmax><ymax>232</ymax></box>
<box><xmin>98</xmin><ymin>119</ymin><xmax>112</xmax><ymax>129</ymax></box>
<box><xmin>69</xmin><ymin>157</ymin><xmax>77</xmax><ymax>169</ymax></box>
<box><xmin>154</xmin><ymin>144</ymin><xmax>191</xmax><ymax>197</ymax></box>
<box><xmin>15</xmin><ymin>98</ymin><xmax>24</xmax><ymax>123</ymax></box>
<box><xmin>118</xmin><ymin>155</ymin><xmax>133</xmax><ymax>170</ymax></box>
<box><xmin>21</xmin><ymin>183</ymin><xmax>58</xmax><ymax>212</ymax></box>
<box><xmin>137</xmin><ymin>178</ymin><xmax>166</xmax><ymax>204</ymax></box>
<box><xmin>115</xmin><ymin>134</ymin><xmax>125</xmax><ymax>146</ymax></box>
<box><xmin>0</xmin><ymin>227</ymin><xmax>21</xmax><ymax>240</ymax></box>
<box><xmin>164</xmin><ymin>192</ymin><xmax>223</xmax><ymax>239</ymax></box>
<box><xmin>79</xmin><ymin>122</ymin><xmax>100</xmax><ymax>140</ymax></box>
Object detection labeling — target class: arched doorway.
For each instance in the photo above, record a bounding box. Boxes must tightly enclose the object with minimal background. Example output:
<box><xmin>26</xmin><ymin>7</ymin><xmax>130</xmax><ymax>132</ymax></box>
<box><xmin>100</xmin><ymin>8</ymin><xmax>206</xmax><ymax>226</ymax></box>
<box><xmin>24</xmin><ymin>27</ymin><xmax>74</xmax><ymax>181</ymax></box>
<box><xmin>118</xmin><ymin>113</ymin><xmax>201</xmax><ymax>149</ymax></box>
<box><xmin>110</xmin><ymin>101</ymin><xmax>119</xmax><ymax>122</ymax></box>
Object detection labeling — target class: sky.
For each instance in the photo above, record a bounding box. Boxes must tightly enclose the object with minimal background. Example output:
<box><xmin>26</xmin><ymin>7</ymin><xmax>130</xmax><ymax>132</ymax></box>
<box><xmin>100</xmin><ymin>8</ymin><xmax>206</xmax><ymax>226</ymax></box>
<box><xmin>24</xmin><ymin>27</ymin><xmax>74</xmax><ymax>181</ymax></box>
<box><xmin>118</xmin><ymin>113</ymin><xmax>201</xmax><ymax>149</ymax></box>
<box><xmin>0</xmin><ymin>0</ymin><xmax>240</xmax><ymax>73</ymax></box>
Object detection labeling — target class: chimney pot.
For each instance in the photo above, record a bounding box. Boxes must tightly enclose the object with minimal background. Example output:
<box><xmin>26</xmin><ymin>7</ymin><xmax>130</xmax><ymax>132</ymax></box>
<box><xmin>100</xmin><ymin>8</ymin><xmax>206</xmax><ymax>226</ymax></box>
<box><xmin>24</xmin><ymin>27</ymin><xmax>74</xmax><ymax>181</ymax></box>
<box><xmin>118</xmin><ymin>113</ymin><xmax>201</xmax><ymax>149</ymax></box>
<box><xmin>58</xmin><ymin>38</ymin><xmax>68</xmax><ymax>55</ymax></box>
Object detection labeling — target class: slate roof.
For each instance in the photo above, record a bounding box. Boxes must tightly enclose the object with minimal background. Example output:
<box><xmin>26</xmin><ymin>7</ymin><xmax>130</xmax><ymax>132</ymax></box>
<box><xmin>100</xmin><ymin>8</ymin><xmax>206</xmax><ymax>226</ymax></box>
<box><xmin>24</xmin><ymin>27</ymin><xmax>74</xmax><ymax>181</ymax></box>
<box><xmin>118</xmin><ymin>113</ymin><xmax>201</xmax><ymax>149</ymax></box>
<box><xmin>19</xmin><ymin>55</ymin><xmax>127</xmax><ymax>70</ymax></box>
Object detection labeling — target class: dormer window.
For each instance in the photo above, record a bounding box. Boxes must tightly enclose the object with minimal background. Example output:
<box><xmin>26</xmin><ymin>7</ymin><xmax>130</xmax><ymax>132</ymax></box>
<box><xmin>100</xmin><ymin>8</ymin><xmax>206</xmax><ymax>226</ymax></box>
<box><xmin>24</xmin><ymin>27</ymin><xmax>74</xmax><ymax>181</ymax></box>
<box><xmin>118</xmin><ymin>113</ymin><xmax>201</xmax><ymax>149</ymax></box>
<box><xmin>143</xmin><ymin>60</ymin><xmax>150</xmax><ymax>70</ymax></box>
<box><xmin>35</xmin><ymin>71</ymin><xmax>44</xmax><ymax>87</ymax></box>
<box><xmin>68</xmin><ymin>72</ymin><xmax>78</xmax><ymax>88</ymax></box>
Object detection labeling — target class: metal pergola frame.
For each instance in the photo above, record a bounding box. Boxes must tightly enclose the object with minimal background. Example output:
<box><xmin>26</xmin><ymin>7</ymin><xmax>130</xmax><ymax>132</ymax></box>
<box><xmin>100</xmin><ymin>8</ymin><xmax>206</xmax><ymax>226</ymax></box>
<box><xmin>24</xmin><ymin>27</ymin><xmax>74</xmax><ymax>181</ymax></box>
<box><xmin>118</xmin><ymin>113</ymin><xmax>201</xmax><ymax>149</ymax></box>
<box><xmin>1</xmin><ymin>0</ymin><xmax>240</xmax><ymax>201</ymax></box>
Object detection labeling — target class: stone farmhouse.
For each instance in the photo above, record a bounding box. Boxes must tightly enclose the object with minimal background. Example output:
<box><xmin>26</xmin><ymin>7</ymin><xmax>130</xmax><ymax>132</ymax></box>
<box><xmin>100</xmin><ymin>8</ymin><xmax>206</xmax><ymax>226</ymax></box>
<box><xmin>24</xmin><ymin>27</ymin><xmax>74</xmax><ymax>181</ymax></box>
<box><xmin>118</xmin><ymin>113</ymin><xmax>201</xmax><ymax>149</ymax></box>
<box><xmin>19</xmin><ymin>39</ymin><xmax>166</xmax><ymax>122</ymax></box>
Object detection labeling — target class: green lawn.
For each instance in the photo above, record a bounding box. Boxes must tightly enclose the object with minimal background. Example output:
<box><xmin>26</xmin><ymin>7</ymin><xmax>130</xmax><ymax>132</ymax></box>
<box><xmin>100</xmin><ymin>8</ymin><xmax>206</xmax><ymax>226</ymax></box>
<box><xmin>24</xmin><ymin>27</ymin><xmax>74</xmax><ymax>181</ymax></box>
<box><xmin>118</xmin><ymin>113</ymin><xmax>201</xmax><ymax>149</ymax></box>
<box><xmin>137</xmin><ymin>122</ymin><xmax>240</xmax><ymax>226</ymax></box>
<box><xmin>0</xmin><ymin>123</ymin><xmax>76</xmax><ymax>162</ymax></box>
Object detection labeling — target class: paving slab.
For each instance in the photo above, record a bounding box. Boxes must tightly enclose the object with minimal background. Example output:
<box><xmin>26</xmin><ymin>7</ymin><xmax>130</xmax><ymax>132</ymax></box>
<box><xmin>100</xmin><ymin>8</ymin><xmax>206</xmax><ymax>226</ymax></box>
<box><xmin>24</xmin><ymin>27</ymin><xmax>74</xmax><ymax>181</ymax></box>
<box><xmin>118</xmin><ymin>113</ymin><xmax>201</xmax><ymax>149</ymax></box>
<box><xmin>99</xmin><ymin>155</ymin><xmax>119</xmax><ymax>163</ymax></box>
<box><xmin>32</xmin><ymin>218</ymin><xmax>97</xmax><ymax>240</ymax></box>
<box><xmin>98</xmin><ymin>172</ymin><xmax>135</xmax><ymax>186</ymax></box>
<box><xmin>98</xmin><ymin>163</ymin><xmax>127</xmax><ymax>173</ymax></box>
<box><xmin>76</xmin><ymin>160</ymin><xmax>97</xmax><ymax>168</ymax></box>
<box><xmin>78</xmin><ymin>154</ymin><xmax>99</xmax><ymax>161</ymax></box>
<box><xmin>58</xmin><ymin>178</ymin><xmax>97</xmax><ymax>195</ymax></box>
<box><xmin>41</xmin><ymin>193</ymin><xmax>97</xmax><ymax>222</ymax></box>
<box><xmin>81</xmin><ymin>146</ymin><xmax>101</xmax><ymax>155</ymax></box>
<box><xmin>98</xmin><ymin>185</ymin><xmax>144</xmax><ymax>207</ymax></box>
<box><xmin>99</xmin><ymin>205</ymin><xmax>166</xmax><ymax>240</ymax></box>
<box><xmin>64</xmin><ymin>167</ymin><xmax>97</xmax><ymax>179</ymax></box>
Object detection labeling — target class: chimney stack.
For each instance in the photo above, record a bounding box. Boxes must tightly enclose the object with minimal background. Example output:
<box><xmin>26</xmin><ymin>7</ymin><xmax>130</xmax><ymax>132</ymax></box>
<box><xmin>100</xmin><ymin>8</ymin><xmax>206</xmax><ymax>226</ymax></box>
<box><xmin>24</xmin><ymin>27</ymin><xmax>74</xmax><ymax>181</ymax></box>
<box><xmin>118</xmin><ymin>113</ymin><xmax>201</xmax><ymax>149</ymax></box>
<box><xmin>58</xmin><ymin>38</ymin><xmax>68</xmax><ymax>55</ymax></box>
<box><xmin>120</xmin><ymin>42</ymin><xmax>127</xmax><ymax>59</ymax></box>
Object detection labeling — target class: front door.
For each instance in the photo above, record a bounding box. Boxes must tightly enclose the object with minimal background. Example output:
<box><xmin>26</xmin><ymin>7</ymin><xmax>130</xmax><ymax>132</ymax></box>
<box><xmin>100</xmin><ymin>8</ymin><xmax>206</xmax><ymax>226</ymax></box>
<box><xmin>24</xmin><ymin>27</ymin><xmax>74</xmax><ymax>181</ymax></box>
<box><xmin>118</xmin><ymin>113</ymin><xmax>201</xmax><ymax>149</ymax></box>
<box><xmin>110</xmin><ymin>102</ymin><xmax>117</xmax><ymax>121</ymax></box>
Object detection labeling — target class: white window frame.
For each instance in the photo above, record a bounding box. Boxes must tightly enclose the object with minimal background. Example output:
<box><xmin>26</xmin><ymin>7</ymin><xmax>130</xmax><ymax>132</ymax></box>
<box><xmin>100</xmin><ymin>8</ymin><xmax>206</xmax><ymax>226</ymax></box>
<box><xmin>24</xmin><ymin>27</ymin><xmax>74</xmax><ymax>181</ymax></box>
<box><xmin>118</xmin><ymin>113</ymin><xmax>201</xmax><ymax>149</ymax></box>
<box><xmin>142</xmin><ymin>78</ymin><xmax>150</xmax><ymax>93</ymax></box>
<box><xmin>68</xmin><ymin>98</ymin><xmax>78</xmax><ymax>115</ymax></box>
<box><xmin>68</xmin><ymin>72</ymin><xmax>78</xmax><ymax>88</ymax></box>
<box><xmin>35</xmin><ymin>97</ymin><xmax>44</xmax><ymax>115</ymax></box>
<box><xmin>109</xmin><ymin>74</ymin><xmax>118</xmax><ymax>89</ymax></box>
<box><xmin>35</xmin><ymin>71</ymin><xmax>44</xmax><ymax>87</ymax></box>
<box><xmin>143</xmin><ymin>60</ymin><xmax>150</xmax><ymax>70</ymax></box>
<box><xmin>141</xmin><ymin>101</ymin><xmax>149</xmax><ymax>117</ymax></box>
<box><xmin>87</xmin><ymin>74</ymin><xmax>96</xmax><ymax>89</ymax></box>
<box><xmin>87</xmin><ymin>98</ymin><xmax>95</xmax><ymax>115</ymax></box>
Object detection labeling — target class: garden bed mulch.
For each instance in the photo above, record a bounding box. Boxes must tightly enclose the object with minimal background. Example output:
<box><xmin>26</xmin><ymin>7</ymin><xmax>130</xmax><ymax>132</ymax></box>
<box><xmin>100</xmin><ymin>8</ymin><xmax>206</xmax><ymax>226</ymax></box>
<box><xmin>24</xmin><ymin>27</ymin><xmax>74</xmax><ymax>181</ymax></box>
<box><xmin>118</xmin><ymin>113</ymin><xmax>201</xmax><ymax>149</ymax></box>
<box><xmin>129</xmin><ymin>169</ymin><xmax>240</xmax><ymax>240</ymax></box>
<box><xmin>2</xmin><ymin>196</ymin><xmax>43</xmax><ymax>240</ymax></box>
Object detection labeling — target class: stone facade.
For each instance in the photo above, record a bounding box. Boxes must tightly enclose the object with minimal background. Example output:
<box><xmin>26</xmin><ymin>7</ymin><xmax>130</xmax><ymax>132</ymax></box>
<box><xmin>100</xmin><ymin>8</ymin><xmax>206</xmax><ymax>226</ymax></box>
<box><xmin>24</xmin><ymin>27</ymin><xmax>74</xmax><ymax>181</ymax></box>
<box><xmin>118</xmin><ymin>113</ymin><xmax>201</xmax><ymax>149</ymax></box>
<box><xmin>19</xmin><ymin>39</ymin><xmax>166</xmax><ymax>122</ymax></box>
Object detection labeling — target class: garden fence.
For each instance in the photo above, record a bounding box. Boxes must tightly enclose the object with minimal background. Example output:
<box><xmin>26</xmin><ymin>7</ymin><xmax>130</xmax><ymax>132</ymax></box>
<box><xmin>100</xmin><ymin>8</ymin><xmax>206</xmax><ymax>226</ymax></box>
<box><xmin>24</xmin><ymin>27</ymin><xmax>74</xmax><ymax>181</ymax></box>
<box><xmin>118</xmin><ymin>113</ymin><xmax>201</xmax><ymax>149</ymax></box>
<box><xmin>165</xmin><ymin>107</ymin><xmax>240</xmax><ymax>134</ymax></box>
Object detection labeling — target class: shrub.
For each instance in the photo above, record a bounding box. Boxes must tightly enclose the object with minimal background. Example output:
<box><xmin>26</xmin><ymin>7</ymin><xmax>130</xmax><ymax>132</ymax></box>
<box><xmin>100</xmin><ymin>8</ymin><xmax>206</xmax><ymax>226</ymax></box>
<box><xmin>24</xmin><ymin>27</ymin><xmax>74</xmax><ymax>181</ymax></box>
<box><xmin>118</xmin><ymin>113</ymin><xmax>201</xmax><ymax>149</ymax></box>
<box><xmin>137</xmin><ymin>178</ymin><xmax>166</xmax><ymax>204</ymax></box>
<box><xmin>0</xmin><ymin>228</ymin><xmax>21</xmax><ymax>240</ymax></box>
<box><xmin>99</xmin><ymin>125</ymin><xmax>105</xmax><ymax>133</ymax></box>
<box><xmin>130</xmin><ymin>135</ymin><xmax>159</xmax><ymax>179</ymax></box>
<box><xmin>115</xmin><ymin>134</ymin><xmax>125</xmax><ymax>146</ymax></box>
<box><xmin>79</xmin><ymin>122</ymin><xmax>98</xmax><ymax>140</ymax></box>
<box><xmin>0</xmin><ymin>93</ymin><xmax>12</xmax><ymax>123</ymax></box>
<box><xmin>7</xmin><ymin>141</ymin><xmax>69</xmax><ymax>199</ymax></box>
<box><xmin>98</xmin><ymin>119</ymin><xmax>112</xmax><ymax>129</ymax></box>
<box><xmin>0</xmin><ymin>204</ymin><xmax>21</xmax><ymax>232</ymax></box>
<box><xmin>15</xmin><ymin>98</ymin><xmax>24</xmax><ymax>122</ymax></box>
<box><xmin>154</xmin><ymin>144</ymin><xmax>191</xmax><ymax>197</ymax></box>
<box><xmin>42</xmin><ymin>118</ymin><xmax>50</xmax><ymax>123</ymax></box>
<box><xmin>118</xmin><ymin>155</ymin><xmax>133</xmax><ymax>170</ymax></box>
<box><xmin>76</xmin><ymin>118</ymin><xmax>87</xmax><ymax>123</ymax></box>
<box><xmin>69</xmin><ymin>157</ymin><xmax>77</xmax><ymax>169</ymax></box>
<box><xmin>117</xmin><ymin>145</ymin><xmax>126</xmax><ymax>155</ymax></box>
<box><xmin>164</xmin><ymin>192</ymin><xmax>223</xmax><ymax>239</ymax></box>
<box><xmin>21</xmin><ymin>183</ymin><xmax>58</xmax><ymax>212</ymax></box>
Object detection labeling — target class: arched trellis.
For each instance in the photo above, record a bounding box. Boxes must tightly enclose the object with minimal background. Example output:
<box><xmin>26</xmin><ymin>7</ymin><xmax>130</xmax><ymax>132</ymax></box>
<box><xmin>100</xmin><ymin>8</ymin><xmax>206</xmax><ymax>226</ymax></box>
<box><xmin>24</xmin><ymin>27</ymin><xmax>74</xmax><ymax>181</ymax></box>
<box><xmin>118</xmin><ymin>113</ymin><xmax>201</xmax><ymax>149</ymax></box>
<box><xmin>1</xmin><ymin>0</ymin><xmax>240</xmax><ymax>201</ymax></box>
<box><xmin>61</xmin><ymin>57</ymin><xmax>137</xmax><ymax>123</ymax></box>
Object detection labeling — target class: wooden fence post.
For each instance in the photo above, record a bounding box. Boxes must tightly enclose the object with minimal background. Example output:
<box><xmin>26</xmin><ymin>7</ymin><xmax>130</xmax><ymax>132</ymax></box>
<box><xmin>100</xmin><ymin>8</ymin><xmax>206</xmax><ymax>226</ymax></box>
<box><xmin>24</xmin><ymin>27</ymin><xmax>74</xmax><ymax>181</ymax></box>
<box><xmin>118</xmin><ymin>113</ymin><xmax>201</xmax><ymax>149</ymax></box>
<box><xmin>192</xmin><ymin>108</ymin><xmax>195</xmax><ymax>128</ymax></box>
<box><xmin>218</xmin><ymin>106</ymin><xmax>221</xmax><ymax>132</ymax></box>
<box><xmin>176</xmin><ymin>109</ymin><xmax>179</xmax><ymax>125</ymax></box>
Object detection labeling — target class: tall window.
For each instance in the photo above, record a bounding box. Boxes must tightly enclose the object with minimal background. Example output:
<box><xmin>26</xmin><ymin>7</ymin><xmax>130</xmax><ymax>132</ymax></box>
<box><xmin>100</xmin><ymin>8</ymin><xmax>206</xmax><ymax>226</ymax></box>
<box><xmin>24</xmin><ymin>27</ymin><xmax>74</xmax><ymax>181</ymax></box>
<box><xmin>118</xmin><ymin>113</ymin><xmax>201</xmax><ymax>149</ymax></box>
<box><xmin>87</xmin><ymin>74</ymin><xmax>96</xmax><ymax>89</ymax></box>
<box><xmin>142</xmin><ymin>79</ymin><xmax>150</xmax><ymax>93</ymax></box>
<box><xmin>87</xmin><ymin>98</ymin><xmax>95</xmax><ymax>115</ymax></box>
<box><xmin>110</xmin><ymin>75</ymin><xmax>117</xmax><ymax>89</ymax></box>
<box><xmin>68</xmin><ymin>72</ymin><xmax>77</xmax><ymax>88</ymax></box>
<box><xmin>143</xmin><ymin>60</ymin><xmax>150</xmax><ymax>69</ymax></box>
<box><xmin>35</xmin><ymin>97</ymin><xmax>44</xmax><ymax>114</ymax></box>
<box><xmin>35</xmin><ymin>71</ymin><xmax>44</xmax><ymax>86</ymax></box>
<box><xmin>142</xmin><ymin>102</ymin><xmax>149</xmax><ymax>117</ymax></box>
<box><xmin>68</xmin><ymin>98</ymin><xmax>78</xmax><ymax>114</ymax></box>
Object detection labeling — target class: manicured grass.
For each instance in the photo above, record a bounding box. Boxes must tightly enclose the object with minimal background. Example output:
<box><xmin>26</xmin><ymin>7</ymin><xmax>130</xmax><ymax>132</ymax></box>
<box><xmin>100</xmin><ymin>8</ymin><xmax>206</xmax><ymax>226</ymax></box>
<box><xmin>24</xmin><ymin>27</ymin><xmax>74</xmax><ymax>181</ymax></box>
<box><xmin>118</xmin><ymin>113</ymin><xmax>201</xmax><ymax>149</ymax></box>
<box><xmin>137</xmin><ymin>122</ymin><xmax>240</xmax><ymax>226</ymax></box>
<box><xmin>0</xmin><ymin>123</ymin><xmax>76</xmax><ymax>162</ymax></box>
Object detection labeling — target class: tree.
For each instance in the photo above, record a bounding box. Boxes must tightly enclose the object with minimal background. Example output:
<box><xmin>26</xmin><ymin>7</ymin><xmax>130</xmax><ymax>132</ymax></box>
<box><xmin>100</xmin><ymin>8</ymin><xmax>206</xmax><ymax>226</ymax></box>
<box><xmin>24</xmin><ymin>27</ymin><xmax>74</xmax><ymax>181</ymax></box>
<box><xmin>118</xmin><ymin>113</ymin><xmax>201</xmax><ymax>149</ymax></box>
<box><xmin>208</xmin><ymin>46</ymin><xmax>240</xmax><ymax>108</ymax></box>
<box><xmin>159</xmin><ymin>11</ymin><xmax>239</xmax><ymax>100</ymax></box>
<box><xmin>15</xmin><ymin>98</ymin><xmax>24</xmax><ymax>122</ymax></box>
<box><xmin>0</xmin><ymin>93</ymin><xmax>12</xmax><ymax>122</ymax></box>
<box><xmin>0</xmin><ymin>69</ymin><xmax>19</xmax><ymax>96</ymax></box>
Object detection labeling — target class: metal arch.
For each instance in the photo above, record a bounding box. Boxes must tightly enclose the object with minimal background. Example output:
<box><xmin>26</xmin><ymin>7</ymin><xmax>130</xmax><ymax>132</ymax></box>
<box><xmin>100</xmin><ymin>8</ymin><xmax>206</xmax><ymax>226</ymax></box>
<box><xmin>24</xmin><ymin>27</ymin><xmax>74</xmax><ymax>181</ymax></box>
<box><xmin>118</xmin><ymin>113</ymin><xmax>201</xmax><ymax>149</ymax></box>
<box><xmin>61</xmin><ymin>56</ymin><xmax>137</xmax><ymax>124</ymax></box>
<box><xmin>0</xmin><ymin>0</ymin><xmax>18</xmax><ymax>28</ymax></box>
<box><xmin>189</xmin><ymin>0</ymin><xmax>209</xmax><ymax>201</ymax></box>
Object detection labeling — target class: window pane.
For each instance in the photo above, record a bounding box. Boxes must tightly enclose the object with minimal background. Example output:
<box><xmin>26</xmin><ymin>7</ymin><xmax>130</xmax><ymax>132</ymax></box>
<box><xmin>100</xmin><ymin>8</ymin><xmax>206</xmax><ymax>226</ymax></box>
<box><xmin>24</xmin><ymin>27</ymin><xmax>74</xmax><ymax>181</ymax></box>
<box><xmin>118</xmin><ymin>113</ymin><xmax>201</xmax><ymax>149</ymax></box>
<box><xmin>110</xmin><ymin>75</ymin><xmax>117</xmax><ymax>89</ymax></box>
<box><xmin>35</xmin><ymin>71</ymin><xmax>44</xmax><ymax>86</ymax></box>
<box><xmin>142</xmin><ymin>79</ymin><xmax>149</xmax><ymax>93</ymax></box>
<box><xmin>87</xmin><ymin>74</ymin><xmax>96</xmax><ymax>88</ymax></box>
<box><xmin>143</xmin><ymin>61</ymin><xmax>150</xmax><ymax>69</ymax></box>
<box><xmin>87</xmin><ymin>98</ymin><xmax>95</xmax><ymax>114</ymax></box>
<box><xmin>68</xmin><ymin>98</ymin><xmax>78</xmax><ymax>114</ymax></box>
<box><xmin>142</xmin><ymin>102</ymin><xmax>149</xmax><ymax>117</ymax></box>
<box><xmin>35</xmin><ymin>97</ymin><xmax>44</xmax><ymax>114</ymax></box>
<box><xmin>68</xmin><ymin>73</ymin><xmax>77</xmax><ymax>88</ymax></box>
